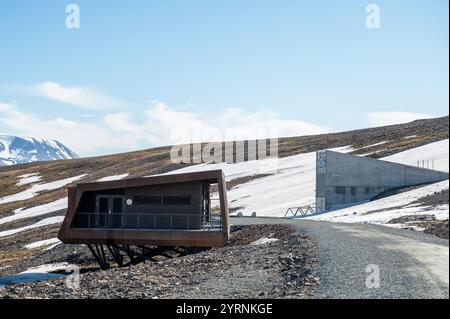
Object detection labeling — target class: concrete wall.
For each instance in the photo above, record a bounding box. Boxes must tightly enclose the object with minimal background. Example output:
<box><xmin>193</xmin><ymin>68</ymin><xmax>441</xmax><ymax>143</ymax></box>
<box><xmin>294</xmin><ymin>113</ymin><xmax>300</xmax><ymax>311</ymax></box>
<box><xmin>316</xmin><ymin>150</ymin><xmax>449</xmax><ymax>211</ymax></box>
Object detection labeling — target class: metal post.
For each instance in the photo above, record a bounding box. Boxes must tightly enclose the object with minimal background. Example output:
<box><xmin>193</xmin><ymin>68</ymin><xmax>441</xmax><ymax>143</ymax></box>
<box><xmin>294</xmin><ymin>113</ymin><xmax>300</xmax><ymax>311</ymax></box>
<box><xmin>87</xmin><ymin>244</ymin><xmax>109</xmax><ymax>270</ymax></box>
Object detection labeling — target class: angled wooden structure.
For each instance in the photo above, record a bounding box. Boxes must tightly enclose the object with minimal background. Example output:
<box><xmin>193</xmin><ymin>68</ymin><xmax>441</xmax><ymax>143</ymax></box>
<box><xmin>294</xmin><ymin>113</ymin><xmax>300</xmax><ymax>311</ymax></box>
<box><xmin>58</xmin><ymin>170</ymin><xmax>229</xmax><ymax>268</ymax></box>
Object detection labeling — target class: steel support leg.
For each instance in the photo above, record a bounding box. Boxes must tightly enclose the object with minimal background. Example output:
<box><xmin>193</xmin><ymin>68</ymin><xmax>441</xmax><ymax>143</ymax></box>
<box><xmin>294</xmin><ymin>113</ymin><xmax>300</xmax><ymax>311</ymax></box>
<box><xmin>87</xmin><ymin>244</ymin><xmax>109</xmax><ymax>270</ymax></box>
<box><xmin>106</xmin><ymin>245</ymin><xmax>124</xmax><ymax>267</ymax></box>
<box><xmin>122</xmin><ymin>245</ymin><xmax>145</xmax><ymax>265</ymax></box>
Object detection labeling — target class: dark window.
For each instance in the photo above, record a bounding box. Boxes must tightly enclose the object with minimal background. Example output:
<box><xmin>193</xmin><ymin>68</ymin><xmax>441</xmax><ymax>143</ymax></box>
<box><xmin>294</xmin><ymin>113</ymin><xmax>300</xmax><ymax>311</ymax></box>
<box><xmin>112</xmin><ymin>198</ymin><xmax>123</xmax><ymax>213</ymax></box>
<box><xmin>351</xmin><ymin>187</ymin><xmax>356</xmax><ymax>196</ymax></box>
<box><xmin>134</xmin><ymin>195</ymin><xmax>161</xmax><ymax>205</ymax></box>
<box><xmin>111</xmin><ymin>197</ymin><xmax>123</xmax><ymax>228</ymax></box>
<box><xmin>335</xmin><ymin>186</ymin><xmax>346</xmax><ymax>195</ymax></box>
<box><xmin>97</xmin><ymin>197</ymin><xmax>109</xmax><ymax>228</ymax></box>
<box><xmin>98</xmin><ymin>197</ymin><xmax>109</xmax><ymax>213</ymax></box>
<box><xmin>163</xmin><ymin>195</ymin><xmax>191</xmax><ymax>206</ymax></box>
<box><xmin>365</xmin><ymin>187</ymin><xmax>372</xmax><ymax>194</ymax></box>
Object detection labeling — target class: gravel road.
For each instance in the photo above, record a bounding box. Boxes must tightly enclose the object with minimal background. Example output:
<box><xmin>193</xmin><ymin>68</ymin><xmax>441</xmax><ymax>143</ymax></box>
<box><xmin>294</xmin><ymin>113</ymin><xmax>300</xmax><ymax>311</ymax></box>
<box><xmin>233</xmin><ymin>217</ymin><xmax>449</xmax><ymax>299</ymax></box>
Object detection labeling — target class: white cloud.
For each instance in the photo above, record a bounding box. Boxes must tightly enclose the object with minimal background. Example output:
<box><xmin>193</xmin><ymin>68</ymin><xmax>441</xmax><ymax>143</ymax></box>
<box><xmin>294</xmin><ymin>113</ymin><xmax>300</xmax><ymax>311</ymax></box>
<box><xmin>0</xmin><ymin>103</ymin><xmax>135</xmax><ymax>154</ymax></box>
<box><xmin>367</xmin><ymin>112</ymin><xmax>434</xmax><ymax>127</ymax></box>
<box><xmin>103</xmin><ymin>112</ymin><xmax>139</xmax><ymax>134</ymax></box>
<box><xmin>0</xmin><ymin>101</ymin><xmax>329</xmax><ymax>156</ymax></box>
<box><xmin>101</xmin><ymin>101</ymin><xmax>330</xmax><ymax>147</ymax></box>
<box><xmin>34</xmin><ymin>82</ymin><xmax>122</xmax><ymax>110</ymax></box>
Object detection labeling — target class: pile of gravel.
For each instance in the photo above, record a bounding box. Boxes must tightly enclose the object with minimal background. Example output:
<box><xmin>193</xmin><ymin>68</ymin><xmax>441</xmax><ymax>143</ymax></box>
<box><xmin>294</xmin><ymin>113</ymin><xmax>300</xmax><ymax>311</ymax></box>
<box><xmin>412</xmin><ymin>189</ymin><xmax>449</xmax><ymax>207</ymax></box>
<box><xmin>387</xmin><ymin>214</ymin><xmax>449</xmax><ymax>240</ymax></box>
<box><xmin>422</xmin><ymin>220</ymin><xmax>449</xmax><ymax>240</ymax></box>
<box><xmin>387</xmin><ymin>214</ymin><xmax>436</xmax><ymax>224</ymax></box>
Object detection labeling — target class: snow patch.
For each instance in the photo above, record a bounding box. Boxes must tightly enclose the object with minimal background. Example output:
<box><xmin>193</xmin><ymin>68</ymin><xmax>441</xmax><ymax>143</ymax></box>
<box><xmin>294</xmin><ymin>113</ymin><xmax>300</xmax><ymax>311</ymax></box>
<box><xmin>358</xmin><ymin>141</ymin><xmax>389</xmax><ymax>149</ymax></box>
<box><xmin>384</xmin><ymin>139</ymin><xmax>449</xmax><ymax>172</ymax></box>
<box><xmin>97</xmin><ymin>173</ymin><xmax>129</xmax><ymax>182</ymax></box>
<box><xmin>250</xmin><ymin>237</ymin><xmax>279</xmax><ymax>245</ymax></box>
<box><xmin>16</xmin><ymin>173</ymin><xmax>42</xmax><ymax>186</ymax></box>
<box><xmin>0</xmin><ymin>263</ymin><xmax>72</xmax><ymax>288</ymax></box>
<box><xmin>0</xmin><ymin>198</ymin><xmax>67</xmax><ymax>226</ymax></box>
<box><xmin>0</xmin><ymin>174</ymin><xmax>86</xmax><ymax>205</ymax></box>
<box><xmin>24</xmin><ymin>238</ymin><xmax>61</xmax><ymax>250</ymax></box>
<box><xmin>0</xmin><ymin>216</ymin><xmax>64</xmax><ymax>238</ymax></box>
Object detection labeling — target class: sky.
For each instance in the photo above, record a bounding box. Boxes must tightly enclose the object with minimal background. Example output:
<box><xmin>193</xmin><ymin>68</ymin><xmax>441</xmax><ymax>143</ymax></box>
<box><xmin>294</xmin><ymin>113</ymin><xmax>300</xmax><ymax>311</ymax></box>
<box><xmin>0</xmin><ymin>0</ymin><xmax>448</xmax><ymax>157</ymax></box>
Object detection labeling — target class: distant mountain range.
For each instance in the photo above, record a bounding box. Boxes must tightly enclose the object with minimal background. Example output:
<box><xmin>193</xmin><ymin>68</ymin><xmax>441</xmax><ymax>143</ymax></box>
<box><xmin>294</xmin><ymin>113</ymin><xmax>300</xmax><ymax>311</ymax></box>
<box><xmin>0</xmin><ymin>134</ymin><xmax>78</xmax><ymax>166</ymax></box>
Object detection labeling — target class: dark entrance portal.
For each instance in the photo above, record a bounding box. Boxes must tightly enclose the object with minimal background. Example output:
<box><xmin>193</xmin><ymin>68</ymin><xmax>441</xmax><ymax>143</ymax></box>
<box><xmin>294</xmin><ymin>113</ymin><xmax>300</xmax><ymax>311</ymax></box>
<box><xmin>96</xmin><ymin>196</ymin><xmax>124</xmax><ymax>228</ymax></box>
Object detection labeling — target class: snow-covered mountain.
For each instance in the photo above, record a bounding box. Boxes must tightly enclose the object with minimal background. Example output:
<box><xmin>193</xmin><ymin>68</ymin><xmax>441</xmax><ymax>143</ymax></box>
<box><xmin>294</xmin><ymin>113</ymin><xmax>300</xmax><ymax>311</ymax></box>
<box><xmin>0</xmin><ymin>135</ymin><xmax>78</xmax><ymax>166</ymax></box>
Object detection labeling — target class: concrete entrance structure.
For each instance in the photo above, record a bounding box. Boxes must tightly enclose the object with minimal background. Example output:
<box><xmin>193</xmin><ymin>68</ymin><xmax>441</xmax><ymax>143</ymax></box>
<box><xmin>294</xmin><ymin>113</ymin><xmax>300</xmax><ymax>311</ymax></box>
<box><xmin>315</xmin><ymin>150</ymin><xmax>449</xmax><ymax>211</ymax></box>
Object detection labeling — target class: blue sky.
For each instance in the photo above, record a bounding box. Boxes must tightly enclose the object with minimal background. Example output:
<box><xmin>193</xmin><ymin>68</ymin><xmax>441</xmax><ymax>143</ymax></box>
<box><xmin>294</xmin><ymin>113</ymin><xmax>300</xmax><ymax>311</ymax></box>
<box><xmin>0</xmin><ymin>0</ymin><xmax>448</xmax><ymax>156</ymax></box>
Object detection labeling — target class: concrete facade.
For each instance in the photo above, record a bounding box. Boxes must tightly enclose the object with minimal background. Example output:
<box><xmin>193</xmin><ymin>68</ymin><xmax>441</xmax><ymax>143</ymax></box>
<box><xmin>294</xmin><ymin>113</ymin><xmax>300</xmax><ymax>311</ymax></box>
<box><xmin>316</xmin><ymin>150</ymin><xmax>449</xmax><ymax>211</ymax></box>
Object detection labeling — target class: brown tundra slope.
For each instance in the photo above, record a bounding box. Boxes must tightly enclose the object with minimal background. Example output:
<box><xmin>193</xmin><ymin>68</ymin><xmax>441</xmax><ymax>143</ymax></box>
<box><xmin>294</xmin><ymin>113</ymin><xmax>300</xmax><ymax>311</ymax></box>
<box><xmin>0</xmin><ymin>116</ymin><xmax>448</xmax><ymax>273</ymax></box>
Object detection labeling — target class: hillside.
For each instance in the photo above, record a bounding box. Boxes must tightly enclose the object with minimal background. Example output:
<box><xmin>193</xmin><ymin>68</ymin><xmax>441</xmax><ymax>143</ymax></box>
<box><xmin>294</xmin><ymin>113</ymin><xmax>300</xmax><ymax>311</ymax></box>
<box><xmin>167</xmin><ymin>139</ymin><xmax>448</xmax><ymax>219</ymax></box>
<box><xmin>0</xmin><ymin>116</ymin><xmax>448</xmax><ymax>286</ymax></box>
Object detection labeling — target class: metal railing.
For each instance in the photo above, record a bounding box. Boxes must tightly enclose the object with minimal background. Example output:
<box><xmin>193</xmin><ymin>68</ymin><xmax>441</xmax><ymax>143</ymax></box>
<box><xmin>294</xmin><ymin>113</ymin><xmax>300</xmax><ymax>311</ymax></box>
<box><xmin>202</xmin><ymin>215</ymin><xmax>223</xmax><ymax>231</ymax></box>
<box><xmin>73</xmin><ymin>212</ymin><xmax>223</xmax><ymax>232</ymax></box>
<box><xmin>284</xmin><ymin>205</ymin><xmax>322</xmax><ymax>218</ymax></box>
<box><xmin>416</xmin><ymin>159</ymin><xmax>435</xmax><ymax>170</ymax></box>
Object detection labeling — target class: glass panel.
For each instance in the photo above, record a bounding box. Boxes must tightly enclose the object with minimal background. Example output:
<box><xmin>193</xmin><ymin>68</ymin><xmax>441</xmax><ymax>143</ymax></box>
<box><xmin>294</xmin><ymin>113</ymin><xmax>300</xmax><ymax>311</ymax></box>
<box><xmin>111</xmin><ymin>197</ymin><xmax>123</xmax><ymax>228</ymax></box>
<box><xmin>163</xmin><ymin>195</ymin><xmax>191</xmax><ymax>206</ymax></box>
<box><xmin>97</xmin><ymin>197</ymin><xmax>108</xmax><ymax>227</ymax></box>
<box><xmin>134</xmin><ymin>195</ymin><xmax>161</xmax><ymax>205</ymax></box>
<box><xmin>335</xmin><ymin>186</ymin><xmax>346</xmax><ymax>195</ymax></box>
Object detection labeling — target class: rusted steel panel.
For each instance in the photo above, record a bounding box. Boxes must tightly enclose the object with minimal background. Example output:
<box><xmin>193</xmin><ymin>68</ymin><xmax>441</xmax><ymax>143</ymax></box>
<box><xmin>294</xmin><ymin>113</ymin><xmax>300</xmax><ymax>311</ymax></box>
<box><xmin>59</xmin><ymin>229</ymin><xmax>228</xmax><ymax>247</ymax></box>
<box><xmin>76</xmin><ymin>170</ymin><xmax>223</xmax><ymax>192</ymax></box>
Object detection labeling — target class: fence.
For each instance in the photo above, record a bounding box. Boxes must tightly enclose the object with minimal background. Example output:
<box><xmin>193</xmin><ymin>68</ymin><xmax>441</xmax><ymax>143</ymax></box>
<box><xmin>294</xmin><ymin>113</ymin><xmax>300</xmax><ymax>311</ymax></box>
<box><xmin>284</xmin><ymin>205</ymin><xmax>322</xmax><ymax>218</ymax></box>
<box><xmin>416</xmin><ymin>159</ymin><xmax>435</xmax><ymax>170</ymax></box>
